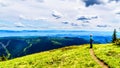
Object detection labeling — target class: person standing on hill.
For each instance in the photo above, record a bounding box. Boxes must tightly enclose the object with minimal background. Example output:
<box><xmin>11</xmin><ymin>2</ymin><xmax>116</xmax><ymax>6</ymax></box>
<box><xmin>90</xmin><ymin>34</ymin><xmax>93</xmax><ymax>48</ymax></box>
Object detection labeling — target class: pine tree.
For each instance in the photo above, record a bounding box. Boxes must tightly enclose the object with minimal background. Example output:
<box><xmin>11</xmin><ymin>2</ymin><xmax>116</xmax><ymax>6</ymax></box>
<box><xmin>112</xmin><ymin>29</ymin><xmax>117</xmax><ymax>43</ymax></box>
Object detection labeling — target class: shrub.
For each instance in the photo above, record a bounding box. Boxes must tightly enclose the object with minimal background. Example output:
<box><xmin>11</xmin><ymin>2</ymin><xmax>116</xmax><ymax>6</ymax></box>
<box><xmin>115</xmin><ymin>39</ymin><xmax>120</xmax><ymax>45</ymax></box>
<box><xmin>0</xmin><ymin>55</ymin><xmax>8</xmax><ymax>61</ymax></box>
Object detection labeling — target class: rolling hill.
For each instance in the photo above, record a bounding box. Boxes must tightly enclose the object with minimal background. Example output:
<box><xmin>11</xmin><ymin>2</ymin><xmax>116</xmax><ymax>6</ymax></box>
<box><xmin>0</xmin><ymin>44</ymin><xmax>119</xmax><ymax>68</ymax></box>
<box><xmin>0</xmin><ymin>44</ymin><xmax>101</xmax><ymax>68</ymax></box>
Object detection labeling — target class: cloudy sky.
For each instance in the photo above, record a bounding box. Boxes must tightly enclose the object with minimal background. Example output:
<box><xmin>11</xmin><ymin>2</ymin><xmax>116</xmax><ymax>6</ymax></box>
<box><xmin>0</xmin><ymin>0</ymin><xmax>120</xmax><ymax>31</ymax></box>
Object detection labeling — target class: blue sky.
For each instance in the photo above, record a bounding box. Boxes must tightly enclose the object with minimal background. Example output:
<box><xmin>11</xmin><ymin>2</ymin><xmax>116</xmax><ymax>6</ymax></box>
<box><xmin>0</xmin><ymin>0</ymin><xmax>120</xmax><ymax>31</ymax></box>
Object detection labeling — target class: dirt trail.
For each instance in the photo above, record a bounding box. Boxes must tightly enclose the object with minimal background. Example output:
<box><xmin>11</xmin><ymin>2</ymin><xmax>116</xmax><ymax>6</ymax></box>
<box><xmin>90</xmin><ymin>49</ymin><xmax>109</xmax><ymax>68</ymax></box>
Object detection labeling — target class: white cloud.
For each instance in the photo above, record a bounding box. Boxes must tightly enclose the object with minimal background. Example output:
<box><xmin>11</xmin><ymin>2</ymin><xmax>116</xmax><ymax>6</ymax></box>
<box><xmin>0</xmin><ymin>0</ymin><xmax>119</xmax><ymax>31</ymax></box>
<box><xmin>14</xmin><ymin>22</ymin><xmax>25</xmax><ymax>27</ymax></box>
<box><xmin>52</xmin><ymin>10</ymin><xmax>63</xmax><ymax>19</ymax></box>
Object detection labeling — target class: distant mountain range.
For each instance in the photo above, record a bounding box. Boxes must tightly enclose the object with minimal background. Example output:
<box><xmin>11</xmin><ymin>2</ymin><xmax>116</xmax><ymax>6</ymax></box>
<box><xmin>0</xmin><ymin>36</ymin><xmax>91</xmax><ymax>59</ymax></box>
<box><xmin>0</xmin><ymin>30</ymin><xmax>87</xmax><ymax>32</ymax></box>
<box><xmin>0</xmin><ymin>30</ymin><xmax>118</xmax><ymax>60</ymax></box>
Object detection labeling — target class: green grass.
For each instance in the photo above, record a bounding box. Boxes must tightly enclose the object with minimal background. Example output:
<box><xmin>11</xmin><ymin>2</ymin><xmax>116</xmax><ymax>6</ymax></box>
<box><xmin>0</xmin><ymin>45</ymin><xmax>101</xmax><ymax>68</ymax></box>
<box><xmin>2</xmin><ymin>43</ymin><xmax>120</xmax><ymax>68</ymax></box>
<box><xmin>94</xmin><ymin>44</ymin><xmax>120</xmax><ymax>68</ymax></box>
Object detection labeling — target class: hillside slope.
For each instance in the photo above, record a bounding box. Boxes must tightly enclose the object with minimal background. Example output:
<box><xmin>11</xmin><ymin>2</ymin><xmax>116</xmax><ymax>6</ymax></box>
<box><xmin>0</xmin><ymin>37</ymin><xmax>90</xmax><ymax>59</ymax></box>
<box><xmin>0</xmin><ymin>45</ymin><xmax>101</xmax><ymax>68</ymax></box>
<box><xmin>94</xmin><ymin>44</ymin><xmax>120</xmax><ymax>68</ymax></box>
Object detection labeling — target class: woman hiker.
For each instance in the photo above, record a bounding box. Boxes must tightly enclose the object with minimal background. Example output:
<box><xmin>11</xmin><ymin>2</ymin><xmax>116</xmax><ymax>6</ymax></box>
<box><xmin>90</xmin><ymin>34</ymin><xmax>93</xmax><ymax>48</ymax></box>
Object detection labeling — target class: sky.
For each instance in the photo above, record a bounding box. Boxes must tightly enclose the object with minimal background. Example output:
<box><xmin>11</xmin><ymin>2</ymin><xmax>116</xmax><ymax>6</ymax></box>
<box><xmin>0</xmin><ymin>0</ymin><xmax>120</xmax><ymax>31</ymax></box>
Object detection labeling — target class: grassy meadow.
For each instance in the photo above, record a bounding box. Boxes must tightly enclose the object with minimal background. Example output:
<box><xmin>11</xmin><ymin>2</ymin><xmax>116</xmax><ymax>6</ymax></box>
<box><xmin>94</xmin><ymin>44</ymin><xmax>120</xmax><ymax>68</ymax></box>
<box><xmin>0</xmin><ymin>43</ymin><xmax>120</xmax><ymax>68</ymax></box>
<box><xmin>0</xmin><ymin>45</ymin><xmax>101</xmax><ymax>68</ymax></box>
